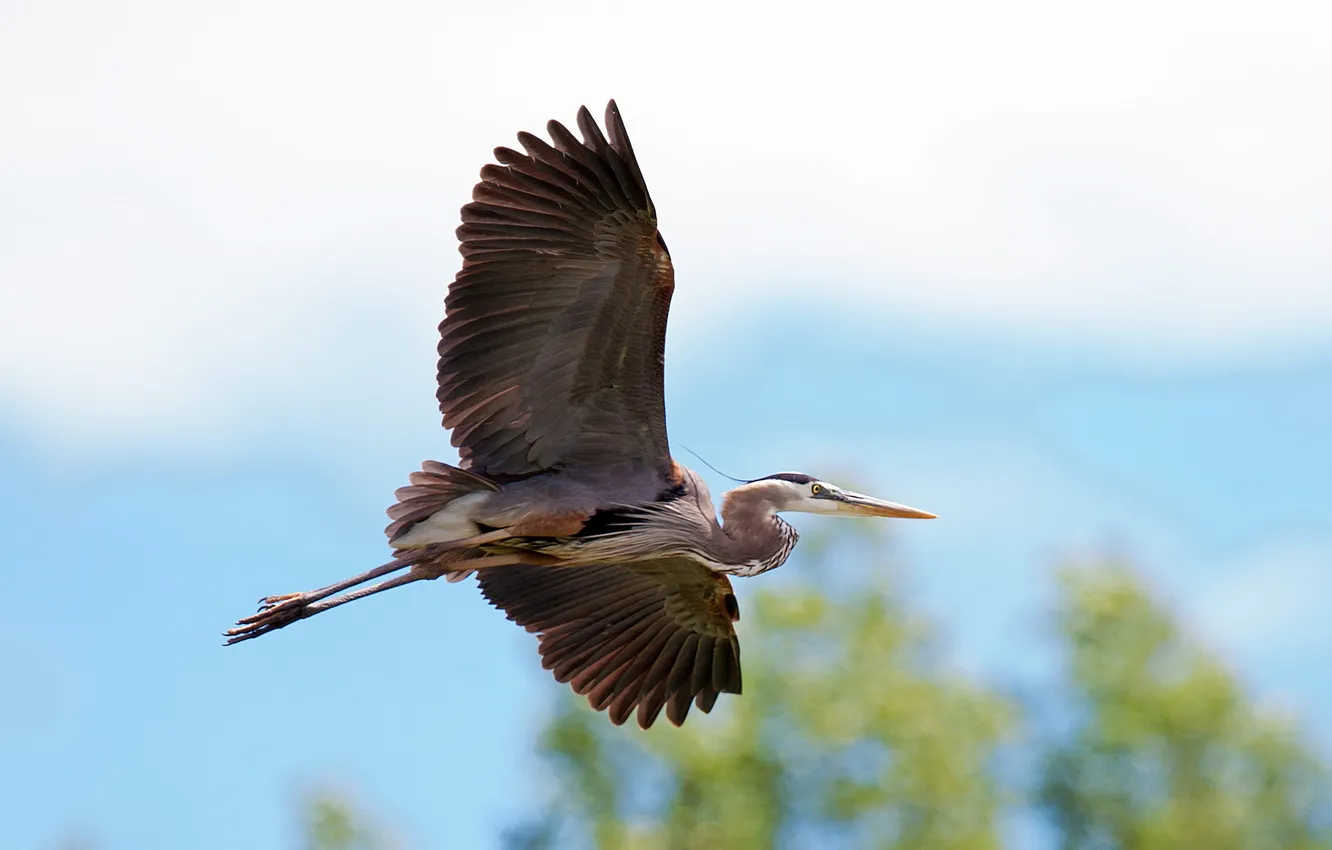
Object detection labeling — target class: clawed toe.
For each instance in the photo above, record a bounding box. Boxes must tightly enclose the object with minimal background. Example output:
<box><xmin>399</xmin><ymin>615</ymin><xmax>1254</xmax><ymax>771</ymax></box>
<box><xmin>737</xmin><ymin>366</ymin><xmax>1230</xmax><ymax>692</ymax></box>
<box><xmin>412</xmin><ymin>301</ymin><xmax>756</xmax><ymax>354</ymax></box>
<box><xmin>233</xmin><ymin>593</ymin><xmax>304</xmax><ymax>624</ymax></box>
<box><xmin>224</xmin><ymin>592</ymin><xmax>311</xmax><ymax>644</ymax></box>
<box><xmin>259</xmin><ymin>592</ymin><xmax>302</xmax><ymax>608</ymax></box>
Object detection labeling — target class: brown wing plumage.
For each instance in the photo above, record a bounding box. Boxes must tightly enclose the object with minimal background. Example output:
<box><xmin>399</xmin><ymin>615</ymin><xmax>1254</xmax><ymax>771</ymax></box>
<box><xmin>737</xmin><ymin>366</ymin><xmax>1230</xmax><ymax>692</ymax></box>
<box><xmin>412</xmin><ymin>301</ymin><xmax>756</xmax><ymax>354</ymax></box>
<box><xmin>438</xmin><ymin>101</ymin><xmax>675</xmax><ymax>480</ymax></box>
<box><xmin>478</xmin><ymin>559</ymin><xmax>743</xmax><ymax>729</ymax></box>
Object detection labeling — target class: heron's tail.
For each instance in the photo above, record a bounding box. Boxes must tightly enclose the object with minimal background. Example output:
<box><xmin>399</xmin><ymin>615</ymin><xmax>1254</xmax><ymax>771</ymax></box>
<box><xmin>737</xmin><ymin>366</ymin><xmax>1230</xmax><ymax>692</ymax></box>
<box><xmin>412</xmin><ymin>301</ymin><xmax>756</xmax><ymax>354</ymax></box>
<box><xmin>384</xmin><ymin>460</ymin><xmax>499</xmax><ymax>546</ymax></box>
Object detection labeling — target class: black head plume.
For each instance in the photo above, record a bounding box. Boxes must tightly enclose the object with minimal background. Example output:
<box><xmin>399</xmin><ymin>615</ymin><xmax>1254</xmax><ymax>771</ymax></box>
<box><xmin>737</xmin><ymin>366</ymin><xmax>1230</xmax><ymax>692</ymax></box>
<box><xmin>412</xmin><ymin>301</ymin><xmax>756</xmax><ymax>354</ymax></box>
<box><xmin>754</xmin><ymin>472</ymin><xmax>816</xmax><ymax>485</ymax></box>
<box><xmin>680</xmin><ymin>445</ymin><xmax>747</xmax><ymax>484</ymax></box>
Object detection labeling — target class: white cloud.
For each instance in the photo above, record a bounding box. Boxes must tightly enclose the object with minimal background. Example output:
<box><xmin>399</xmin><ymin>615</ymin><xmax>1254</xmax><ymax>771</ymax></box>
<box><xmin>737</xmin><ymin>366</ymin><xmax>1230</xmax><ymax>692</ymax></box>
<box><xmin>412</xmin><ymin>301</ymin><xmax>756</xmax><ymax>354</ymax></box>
<box><xmin>3</xmin><ymin>0</ymin><xmax>1331</xmax><ymax>443</ymax></box>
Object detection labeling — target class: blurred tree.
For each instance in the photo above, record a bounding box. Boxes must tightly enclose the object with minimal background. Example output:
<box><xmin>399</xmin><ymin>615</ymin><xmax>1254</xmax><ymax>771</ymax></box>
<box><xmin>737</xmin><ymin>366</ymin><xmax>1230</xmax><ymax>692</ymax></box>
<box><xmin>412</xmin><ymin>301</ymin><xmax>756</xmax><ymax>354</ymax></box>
<box><xmin>302</xmin><ymin>788</ymin><xmax>390</xmax><ymax>850</ymax></box>
<box><xmin>294</xmin><ymin>538</ymin><xmax>1332</xmax><ymax>849</ymax></box>
<box><xmin>505</xmin><ymin>523</ymin><xmax>1017</xmax><ymax>850</ymax></box>
<box><xmin>1039</xmin><ymin>564</ymin><xmax>1332</xmax><ymax>850</ymax></box>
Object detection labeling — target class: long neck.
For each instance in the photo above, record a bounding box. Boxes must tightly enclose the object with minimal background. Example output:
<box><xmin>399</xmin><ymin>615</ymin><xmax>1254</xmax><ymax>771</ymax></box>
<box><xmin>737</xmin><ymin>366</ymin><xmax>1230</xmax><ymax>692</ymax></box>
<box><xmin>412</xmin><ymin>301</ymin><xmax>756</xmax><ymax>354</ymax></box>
<box><xmin>719</xmin><ymin>482</ymin><xmax>800</xmax><ymax>576</ymax></box>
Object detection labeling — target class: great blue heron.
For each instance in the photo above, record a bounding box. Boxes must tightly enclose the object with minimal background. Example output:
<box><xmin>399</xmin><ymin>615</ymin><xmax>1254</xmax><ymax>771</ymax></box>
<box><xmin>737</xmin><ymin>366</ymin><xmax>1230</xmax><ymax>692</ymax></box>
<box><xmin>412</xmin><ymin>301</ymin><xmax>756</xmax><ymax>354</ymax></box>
<box><xmin>226</xmin><ymin>101</ymin><xmax>935</xmax><ymax>728</ymax></box>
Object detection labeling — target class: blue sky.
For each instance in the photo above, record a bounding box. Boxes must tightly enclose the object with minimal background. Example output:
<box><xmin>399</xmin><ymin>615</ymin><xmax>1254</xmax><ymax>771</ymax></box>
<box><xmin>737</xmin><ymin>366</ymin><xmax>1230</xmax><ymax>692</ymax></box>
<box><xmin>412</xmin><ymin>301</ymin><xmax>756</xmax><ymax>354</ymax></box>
<box><xmin>3</xmin><ymin>1</ymin><xmax>1332</xmax><ymax>847</ymax></box>
<box><xmin>3</xmin><ymin>313</ymin><xmax>1329</xmax><ymax>849</ymax></box>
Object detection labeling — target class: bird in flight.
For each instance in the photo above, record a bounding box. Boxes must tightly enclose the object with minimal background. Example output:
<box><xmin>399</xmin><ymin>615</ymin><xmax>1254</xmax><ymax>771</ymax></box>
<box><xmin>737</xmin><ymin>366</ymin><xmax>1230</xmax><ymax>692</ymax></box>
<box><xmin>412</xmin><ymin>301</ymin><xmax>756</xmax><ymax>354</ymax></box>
<box><xmin>226</xmin><ymin>101</ymin><xmax>935</xmax><ymax>728</ymax></box>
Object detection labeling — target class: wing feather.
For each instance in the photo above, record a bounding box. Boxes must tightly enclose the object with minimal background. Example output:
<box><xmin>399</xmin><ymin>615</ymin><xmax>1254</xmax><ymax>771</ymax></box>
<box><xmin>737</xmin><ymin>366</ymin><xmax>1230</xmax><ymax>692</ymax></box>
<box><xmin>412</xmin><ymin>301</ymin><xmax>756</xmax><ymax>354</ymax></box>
<box><xmin>478</xmin><ymin>558</ymin><xmax>742</xmax><ymax>728</ymax></box>
<box><xmin>437</xmin><ymin>101</ymin><xmax>674</xmax><ymax>484</ymax></box>
<box><xmin>694</xmin><ymin>687</ymin><xmax>720</xmax><ymax>714</ymax></box>
<box><xmin>666</xmin><ymin>687</ymin><xmax>694</xmax><ymax>726</ymax></box>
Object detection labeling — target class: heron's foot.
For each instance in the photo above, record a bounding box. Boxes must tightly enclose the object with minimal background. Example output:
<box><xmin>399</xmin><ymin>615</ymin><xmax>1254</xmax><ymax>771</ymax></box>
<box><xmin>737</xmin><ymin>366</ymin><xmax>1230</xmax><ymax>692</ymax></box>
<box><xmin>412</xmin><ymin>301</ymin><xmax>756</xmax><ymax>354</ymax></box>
<box><xmin>224</xmin><ymin>592</ymin><xmax>313</xmax><ymax>644</ymax></box>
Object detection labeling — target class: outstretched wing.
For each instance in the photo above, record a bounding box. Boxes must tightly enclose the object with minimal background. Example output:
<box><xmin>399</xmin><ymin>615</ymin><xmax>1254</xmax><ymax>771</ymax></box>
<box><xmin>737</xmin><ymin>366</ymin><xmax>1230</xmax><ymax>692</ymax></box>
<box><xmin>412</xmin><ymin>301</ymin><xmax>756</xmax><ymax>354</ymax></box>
<box><xmin>438</xmin><ymin>101</ymin><xmax>675</xmax><ymax>482</ymax></box>
<box><xmin>478</xmin><ymin>559</ymin><xmax>742</xmax><ymax>728</ymax></box>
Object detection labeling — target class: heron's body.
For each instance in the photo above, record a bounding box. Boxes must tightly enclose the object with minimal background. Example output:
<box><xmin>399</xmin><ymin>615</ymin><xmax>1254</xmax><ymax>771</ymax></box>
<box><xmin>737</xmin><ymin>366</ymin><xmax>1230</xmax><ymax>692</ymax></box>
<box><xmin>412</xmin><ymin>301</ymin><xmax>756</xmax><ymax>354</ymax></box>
<box><xmin>390</xmin><ymin>465</ymin><xmax>796</xmax><ymax>576</ymax></box>
<box><xmin>227</xmin><ymin>102</ymin><xmax>934</xmax><ymax>728</ymax></box>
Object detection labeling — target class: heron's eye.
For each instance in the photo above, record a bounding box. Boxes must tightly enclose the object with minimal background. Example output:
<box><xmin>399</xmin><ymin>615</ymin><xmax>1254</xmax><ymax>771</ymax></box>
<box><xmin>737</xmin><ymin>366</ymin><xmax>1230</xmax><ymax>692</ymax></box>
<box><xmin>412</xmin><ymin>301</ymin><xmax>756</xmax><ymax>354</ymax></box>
<box><xmin>811</xmin><ymin>484</ymin><xmax>823</xmax><ymax>496</ymax></box>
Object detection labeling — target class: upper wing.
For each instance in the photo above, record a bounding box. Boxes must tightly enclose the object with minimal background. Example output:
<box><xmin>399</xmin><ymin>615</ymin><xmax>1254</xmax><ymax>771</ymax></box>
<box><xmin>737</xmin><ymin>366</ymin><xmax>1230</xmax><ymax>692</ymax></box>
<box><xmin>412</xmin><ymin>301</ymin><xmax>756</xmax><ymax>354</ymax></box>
<box><xmin>438</xmin><ymin>101</ymin><xmax>675</xmax><ymax>480</ymax></box>
<box><xmin>477</xmin><ymin>559</ymin><xmax>742</xmax><ymax>729</ymax></box>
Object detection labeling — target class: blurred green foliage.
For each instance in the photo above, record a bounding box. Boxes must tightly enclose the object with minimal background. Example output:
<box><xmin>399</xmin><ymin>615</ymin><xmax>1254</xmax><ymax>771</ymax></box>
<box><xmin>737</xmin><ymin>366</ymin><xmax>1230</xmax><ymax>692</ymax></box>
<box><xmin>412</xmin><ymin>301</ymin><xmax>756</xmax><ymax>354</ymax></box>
<box><xmin>499</xmin><ymin>527</ymin><xmax>1331</xmax><ymax>850</ymax></box>
<box><xmin>303</xmin><ymin>788</ymin><xmax>390</xmax><ymax>850</ymax></box>
<box><xmin>1040</xmin><ymin>565</ymin><xmax>1332</xmax><ymax>850</ymax></box>
<box><xmin>505</xmin><ymin>525</ymin><xmax>1016</xmax><ymax>850</ymax></box>
<box><xmin>300</xmin><ymin>527</ymin><xmax>1332</xmax><ymax>850</ymax></box>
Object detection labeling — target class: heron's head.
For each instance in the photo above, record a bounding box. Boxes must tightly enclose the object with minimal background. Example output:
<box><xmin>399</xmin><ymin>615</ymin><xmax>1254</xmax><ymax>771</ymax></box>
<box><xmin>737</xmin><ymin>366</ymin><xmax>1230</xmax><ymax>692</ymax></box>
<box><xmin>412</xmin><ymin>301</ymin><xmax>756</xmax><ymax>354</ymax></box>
<box><xmin>750</xmin><ymin>472</ymin><xmax>936</xmax><ymax>520</ymax></box>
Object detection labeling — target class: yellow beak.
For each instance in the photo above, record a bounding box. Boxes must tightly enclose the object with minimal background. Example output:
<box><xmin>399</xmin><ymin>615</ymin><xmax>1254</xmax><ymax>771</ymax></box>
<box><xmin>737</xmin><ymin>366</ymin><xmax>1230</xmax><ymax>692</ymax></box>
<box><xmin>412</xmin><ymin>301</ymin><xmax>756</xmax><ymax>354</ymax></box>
<box><xmin>836</xmin><ymin>492</ymin><xmax>937</xmax><ymax>519</ymax></box>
